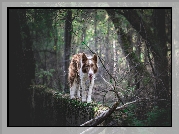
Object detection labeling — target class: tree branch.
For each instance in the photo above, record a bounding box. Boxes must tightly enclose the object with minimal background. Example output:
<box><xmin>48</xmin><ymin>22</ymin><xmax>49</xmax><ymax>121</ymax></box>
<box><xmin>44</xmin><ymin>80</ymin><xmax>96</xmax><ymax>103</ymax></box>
<box><xmin>80</xmin><ymin>97</ymin><xmax>168</xmax><ymax>126</ymax></box>
<box><xmin>116</xmin><ymin>98</ymin><xmax>168</xmax><ymax>111</ymax></box>
<box><xmin>80</xmin><ymin>101</ymin><xmax>119</xmax><ymax>126</ymax></box>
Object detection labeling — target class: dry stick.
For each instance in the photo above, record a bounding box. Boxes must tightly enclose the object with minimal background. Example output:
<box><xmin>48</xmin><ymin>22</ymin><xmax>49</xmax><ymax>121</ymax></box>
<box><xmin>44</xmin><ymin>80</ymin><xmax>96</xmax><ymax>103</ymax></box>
<box><xmin>80</xmin><ymin>98</ymin><xmax>167</xmax><ymax>126</ymax></box>
<box><xmin>101</xmin><ymin>74</ymin><xmax>125</xmax><ymax>93</ymax></box>
<box><xmin>100</xmin><ymin>74</ymin><xmax>113</xmax><ymax>89</ymax></box>
<box><xmin>80</xmin><ymin>101</ymin><xmax>119</xmax><ymax>126</ymax></box>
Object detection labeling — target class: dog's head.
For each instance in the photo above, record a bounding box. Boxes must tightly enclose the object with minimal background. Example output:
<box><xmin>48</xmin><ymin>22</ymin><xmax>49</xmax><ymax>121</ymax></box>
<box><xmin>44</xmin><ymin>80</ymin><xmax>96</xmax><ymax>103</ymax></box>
<box><xmin>81</xmin><ymin>53</ymin><xmax>98</xmax><ymax>81</ymax></box>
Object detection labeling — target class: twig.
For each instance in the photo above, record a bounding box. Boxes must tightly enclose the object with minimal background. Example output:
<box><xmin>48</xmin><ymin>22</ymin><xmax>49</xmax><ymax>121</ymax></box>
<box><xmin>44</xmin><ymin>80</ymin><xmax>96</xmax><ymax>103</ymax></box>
<box><xmin>100</xmin><ymin>75</ymin><xmax>113</xmax><ymax>89</ymax></box>
<box><xmin>115</xmin><ymin>98</ymin><xmax>167</xmax><ymax>111</ymax></box>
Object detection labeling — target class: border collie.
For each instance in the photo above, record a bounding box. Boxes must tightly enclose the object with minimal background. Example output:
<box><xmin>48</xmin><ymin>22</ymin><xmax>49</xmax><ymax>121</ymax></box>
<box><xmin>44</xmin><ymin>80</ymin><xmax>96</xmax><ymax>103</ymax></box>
<box><xmin>68</xmin><ymin>53</ymin><xmax>98</xmax><ymax>103</ymax></box>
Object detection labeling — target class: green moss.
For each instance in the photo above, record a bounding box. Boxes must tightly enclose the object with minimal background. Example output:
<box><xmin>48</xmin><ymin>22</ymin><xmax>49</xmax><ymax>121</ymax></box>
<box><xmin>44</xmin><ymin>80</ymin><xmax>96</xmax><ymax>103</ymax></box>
<box><xmin>29</xmin><ymin>84</ymin><xmax>109</xmax><ymax>124</ymax></box>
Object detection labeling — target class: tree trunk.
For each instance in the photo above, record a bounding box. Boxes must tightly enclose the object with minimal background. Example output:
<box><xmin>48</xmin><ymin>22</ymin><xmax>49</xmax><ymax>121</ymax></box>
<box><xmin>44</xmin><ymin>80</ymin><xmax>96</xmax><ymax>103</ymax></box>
<box><xmin>152</xmin><ymin>9</ymin><xmax>169</xmax><ymax>102</ymax></box>
<box><xmin>105</xmin><ymin>20</ymin><xmax>110</xmax><ymax>79</ymax></box>
<box><xmin>94</xmin><ymin>9</ymin><xmax>98</xmax><ymax>52</ymax></box>
<box><xmin>64</xmin><ymin>9</ymin><xmax>72</xmax><ymax>93</ymax></box>
<box><xmin>113</xmin><ymin>40</ymin><xmax>117</xmax><ymax>77</ymax></box>
<box><xmin>9</xmin><ymin>9</ymin><xmax>35</xmax><ymax>126</ymax></box>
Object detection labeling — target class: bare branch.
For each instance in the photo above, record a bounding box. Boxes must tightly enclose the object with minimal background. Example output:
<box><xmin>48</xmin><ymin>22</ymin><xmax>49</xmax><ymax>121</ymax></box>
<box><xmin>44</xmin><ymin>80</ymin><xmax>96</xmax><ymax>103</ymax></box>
<box><xmin>100</xmin><ymin>75</ymin><xmax>113</xmax><ymax>89</ymax></box>
<box><xmin>116</xmin><ymin>98</ymin><xmax>167</xmax><ymax>111</ymax></box>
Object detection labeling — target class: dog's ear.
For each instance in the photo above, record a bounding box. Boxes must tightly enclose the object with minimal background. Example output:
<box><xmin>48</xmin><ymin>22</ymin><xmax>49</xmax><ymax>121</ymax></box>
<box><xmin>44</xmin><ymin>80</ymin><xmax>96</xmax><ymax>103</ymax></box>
<box><xmin>82</xmin><ymin>53</ymin><xmax>87</xmax><ymax>63</ymax></box>
<box><xmin>93</xmin><ymin>54</ymin><xmax>97</xmax><ymax>63</ymax></box>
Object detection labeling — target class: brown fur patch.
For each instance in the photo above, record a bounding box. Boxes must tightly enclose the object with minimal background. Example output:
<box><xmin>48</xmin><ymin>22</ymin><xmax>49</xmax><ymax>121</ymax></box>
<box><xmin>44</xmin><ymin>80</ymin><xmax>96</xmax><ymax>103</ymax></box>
<box><xmin>82</xmin><ymin>60</ymin><xmax>89</xmax><ymax>73</ymax></box>
<box><xmin>68</xmin><ymin>53</ymin><xmax>82</xmax><ymax>87</ymax></box>
<box><xmin>92</xmin><ymin>54</ymin><xmax>98</xmax><ymax>73</ymax></box>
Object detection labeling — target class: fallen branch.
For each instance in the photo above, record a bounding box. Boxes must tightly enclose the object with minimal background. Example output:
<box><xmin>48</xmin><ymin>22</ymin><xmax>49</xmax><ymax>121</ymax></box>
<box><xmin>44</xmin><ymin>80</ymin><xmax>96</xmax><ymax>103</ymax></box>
<box><xmin>80</xmin><ymin>101</ymin><xmax>119</xmax><ymax>126</ymax></box>
<box><xmin>80</xmin><ymin>98</ymin><xmax>167</xmax><ymax>126</ymax></box>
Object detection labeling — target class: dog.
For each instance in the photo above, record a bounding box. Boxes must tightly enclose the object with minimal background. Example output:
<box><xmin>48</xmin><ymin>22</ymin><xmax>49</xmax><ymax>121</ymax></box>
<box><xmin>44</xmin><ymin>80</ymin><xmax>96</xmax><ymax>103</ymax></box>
<box><xmin>68</xmin><ymin>53</ymin><xmax>98</xmax><ymax>103</ymax></box>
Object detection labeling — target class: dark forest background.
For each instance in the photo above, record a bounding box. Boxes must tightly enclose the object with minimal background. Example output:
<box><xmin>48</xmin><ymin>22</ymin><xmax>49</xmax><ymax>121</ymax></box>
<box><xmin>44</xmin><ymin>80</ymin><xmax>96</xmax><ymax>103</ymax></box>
<box><xmin>9</xmin><ymin>8</ymin><xmax>171</xmax><ymax>126</ymax></box>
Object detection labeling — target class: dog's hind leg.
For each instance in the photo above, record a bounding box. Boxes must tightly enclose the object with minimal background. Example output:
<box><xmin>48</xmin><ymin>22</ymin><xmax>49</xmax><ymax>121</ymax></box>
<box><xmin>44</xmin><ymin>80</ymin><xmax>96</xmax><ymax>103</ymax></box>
<box><xmin>70</xmin><ymin>81</ymin><xmax>77</xmax><ymax>99</ymax></box>
<box><xmin>76</xmin><ymin>84</ymin><xmax>81</xmax><ymax>98</ymax></box>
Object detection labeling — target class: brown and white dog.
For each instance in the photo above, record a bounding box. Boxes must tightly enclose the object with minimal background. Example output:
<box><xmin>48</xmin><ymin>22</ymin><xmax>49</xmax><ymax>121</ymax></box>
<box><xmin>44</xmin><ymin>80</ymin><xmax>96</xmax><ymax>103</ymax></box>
<box><xmin>68</xmin><ymin>53</ymin><xmax>98</xmax><ymax>103</ymax></box>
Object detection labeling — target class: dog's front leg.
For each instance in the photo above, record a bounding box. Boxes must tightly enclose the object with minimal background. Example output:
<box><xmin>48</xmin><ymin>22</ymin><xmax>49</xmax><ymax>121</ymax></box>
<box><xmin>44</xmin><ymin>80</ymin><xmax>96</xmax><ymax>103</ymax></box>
<box><xmin>81</xmin><ymin>77</ymin><xmax>86</xmax><ymax>102</ymax></box>
<box><xmin>87</xmin><ymin>76</ymin><xmax>94</xmax><ymax>103</ymax></box>
<box><xmin>77</xmin><ymin>84</ymin><xmax>81</xmax><ymax>98</ymax></box>
<box><xmin>70</xmin><ymin>82</ymin><xmax>77</xmax><ymax>99</ymax></box>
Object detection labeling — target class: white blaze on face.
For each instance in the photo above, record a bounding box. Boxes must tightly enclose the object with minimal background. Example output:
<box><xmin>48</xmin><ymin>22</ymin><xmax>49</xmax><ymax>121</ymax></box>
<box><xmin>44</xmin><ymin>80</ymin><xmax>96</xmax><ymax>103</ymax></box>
<box><xmin>88</xmin><ymin>60</ymin><xmax>94</xmax><ymax>74</ymax></box>
<box><xmin>88</xmin><ymin>59</ymin><xmax>94</xmax><ymax>82</ymax></box>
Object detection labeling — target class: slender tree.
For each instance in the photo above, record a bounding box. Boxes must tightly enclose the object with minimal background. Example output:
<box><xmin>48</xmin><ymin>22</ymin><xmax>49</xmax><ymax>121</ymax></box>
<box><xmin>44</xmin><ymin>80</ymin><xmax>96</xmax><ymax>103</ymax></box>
<box><xmin>64</xmin><ymin>9</ymin><xmax>72</xmax><ymax>93</ymax></box>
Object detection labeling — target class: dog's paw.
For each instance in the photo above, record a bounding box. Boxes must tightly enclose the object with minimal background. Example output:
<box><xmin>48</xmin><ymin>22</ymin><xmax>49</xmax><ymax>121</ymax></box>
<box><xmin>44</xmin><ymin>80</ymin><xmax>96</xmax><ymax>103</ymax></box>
<box><xmin>82</xmin><ymin>98</ymin><xmax>86</xmax><ymax>102</ymax></box>
<box><xmin>70</xmin><ymin>96</ymin><xmax>75</xmax><ymax>99</ymax></box>
<box><xmin>77</xmin><ymin>95</ymin><xmax>81</xmax><ymax>98</ymax></box>
<box><xmin>87</xmin><ymin>98</ymin><xmax>92</xmax><ymax>103</ymax></box>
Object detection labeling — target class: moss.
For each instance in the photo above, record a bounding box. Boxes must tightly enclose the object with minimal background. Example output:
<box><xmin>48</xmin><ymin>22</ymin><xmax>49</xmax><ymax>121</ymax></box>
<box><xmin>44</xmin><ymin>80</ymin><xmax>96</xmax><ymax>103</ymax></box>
<box><xmin>29</xmin><ymin>85</ymin><xmax>109</xmax><ymax>126</ymax></box>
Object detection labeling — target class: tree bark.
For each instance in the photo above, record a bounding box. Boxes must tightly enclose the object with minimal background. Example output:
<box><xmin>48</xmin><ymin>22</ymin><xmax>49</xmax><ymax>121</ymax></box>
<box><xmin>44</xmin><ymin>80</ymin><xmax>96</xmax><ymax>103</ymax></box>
<box><xmin>94</xmin><ymin>9</ymin><xmax>98</xmax><ymax>52</ymax></box>
<box><xmin>152</xmin><ymin>9</ymin><xmax>169</xmax><ymax>102</ymax></box>
<box><xmin>64</xmin><ymin>9</ymin><xmax>72</xmax><ymax>93</ymax></box>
